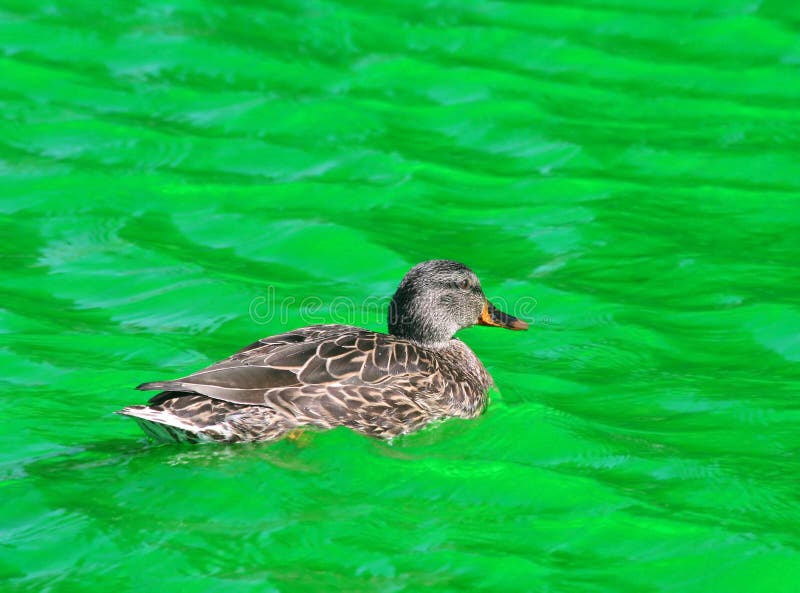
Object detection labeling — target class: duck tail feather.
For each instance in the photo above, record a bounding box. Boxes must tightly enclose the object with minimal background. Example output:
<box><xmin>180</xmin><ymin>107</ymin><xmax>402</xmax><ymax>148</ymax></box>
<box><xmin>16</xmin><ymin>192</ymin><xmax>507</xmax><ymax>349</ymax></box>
<box><xmin>117</xmin><ymin>405</ymin><xmax>206</xmax><ymax>443</ymax></box>
<box><xmin>137</xmin><ymin>381</ymin><xmax>180</xmax><ymax>391</ymax></box>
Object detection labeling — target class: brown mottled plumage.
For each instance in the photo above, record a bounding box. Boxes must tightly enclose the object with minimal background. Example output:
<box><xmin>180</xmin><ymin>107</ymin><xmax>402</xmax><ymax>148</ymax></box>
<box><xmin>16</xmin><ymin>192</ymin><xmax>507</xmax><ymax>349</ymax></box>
<box><xmin>118</xmin><ymin>260</ymin><xmax>528</xmax><ymax>443</ymax></box>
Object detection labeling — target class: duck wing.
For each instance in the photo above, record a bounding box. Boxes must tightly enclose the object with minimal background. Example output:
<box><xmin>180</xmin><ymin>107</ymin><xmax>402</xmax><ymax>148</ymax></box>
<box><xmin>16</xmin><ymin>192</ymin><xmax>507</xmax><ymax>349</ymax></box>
<box><xmin>137</xmin><ymin>324</ymin><xmax>437</xmax><ymax>408</ymax></box>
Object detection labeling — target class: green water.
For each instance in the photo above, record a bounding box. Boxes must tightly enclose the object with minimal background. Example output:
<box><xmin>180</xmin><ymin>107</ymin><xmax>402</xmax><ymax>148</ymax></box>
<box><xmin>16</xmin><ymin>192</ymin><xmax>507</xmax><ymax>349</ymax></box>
<box><xmin>3</xmin><ymin>0</ymin><xmax>800</xmax><ymax>591</ymax></box>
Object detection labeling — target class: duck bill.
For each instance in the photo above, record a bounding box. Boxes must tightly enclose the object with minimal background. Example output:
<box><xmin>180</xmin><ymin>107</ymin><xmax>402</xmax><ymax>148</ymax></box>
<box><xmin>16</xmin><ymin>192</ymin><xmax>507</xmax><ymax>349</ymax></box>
<box><xmin>477</xmin><ymin>302</ymin><xmax>529</xmax><ymax>331</ymax></box>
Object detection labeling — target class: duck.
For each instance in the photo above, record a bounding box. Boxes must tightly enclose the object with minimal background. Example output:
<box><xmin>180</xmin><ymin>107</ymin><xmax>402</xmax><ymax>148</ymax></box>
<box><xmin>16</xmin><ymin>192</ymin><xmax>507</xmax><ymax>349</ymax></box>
<box><xmin>118</xmin><ymin>260</ymin><xmax>528</xmax><ymax>443</ymax></box>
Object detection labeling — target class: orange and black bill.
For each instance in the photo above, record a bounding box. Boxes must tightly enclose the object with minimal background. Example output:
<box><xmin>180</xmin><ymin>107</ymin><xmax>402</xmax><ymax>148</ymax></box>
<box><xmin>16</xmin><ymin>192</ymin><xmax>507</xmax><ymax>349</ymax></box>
<box><xmin>477</xmin><ymin>302</ymin><xmax>529</xmax><ymax>330</ymax></box>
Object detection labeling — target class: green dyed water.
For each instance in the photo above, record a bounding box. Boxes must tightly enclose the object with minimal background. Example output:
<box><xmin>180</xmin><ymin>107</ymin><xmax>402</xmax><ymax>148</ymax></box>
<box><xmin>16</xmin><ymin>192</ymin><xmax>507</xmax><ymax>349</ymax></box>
<box><xmin>3</xmin><ymin>0</ymin><xmax>800</xmax><ymax>591</ymax></box>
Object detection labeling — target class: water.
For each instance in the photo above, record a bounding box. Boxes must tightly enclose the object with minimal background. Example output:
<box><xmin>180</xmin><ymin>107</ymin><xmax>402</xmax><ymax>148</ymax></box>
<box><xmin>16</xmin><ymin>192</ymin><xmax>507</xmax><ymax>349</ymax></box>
<box><xmin>2</xmin><ymin>0</ymin><xmax>800</xmax><ymax>591</ymax></box>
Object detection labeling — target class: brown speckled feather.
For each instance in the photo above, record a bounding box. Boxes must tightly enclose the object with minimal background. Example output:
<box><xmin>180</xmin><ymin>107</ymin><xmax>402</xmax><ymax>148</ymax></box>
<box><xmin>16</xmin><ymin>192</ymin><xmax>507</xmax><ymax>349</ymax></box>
<box><xmin>120</xmin><ymin>324</ymin><xmax>493</xmax><ymax>442</ymax></box>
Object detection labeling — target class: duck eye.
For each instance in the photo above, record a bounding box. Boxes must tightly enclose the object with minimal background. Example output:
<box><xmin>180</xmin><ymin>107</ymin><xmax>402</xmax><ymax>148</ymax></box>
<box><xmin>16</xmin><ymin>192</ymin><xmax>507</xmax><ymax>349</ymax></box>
<box><xmin>458</xmin><ymin>279</ymin><xmax>470</xmax><ymax>290</ymax></box>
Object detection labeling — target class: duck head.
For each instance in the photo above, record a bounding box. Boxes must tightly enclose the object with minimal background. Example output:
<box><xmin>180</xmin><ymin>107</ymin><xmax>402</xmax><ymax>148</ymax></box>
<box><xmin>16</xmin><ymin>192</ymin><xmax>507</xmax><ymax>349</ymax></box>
<box><xmin>388</xmin><ymin>260</ymin><xmax>528</xmax><ymax>347</ymax></box>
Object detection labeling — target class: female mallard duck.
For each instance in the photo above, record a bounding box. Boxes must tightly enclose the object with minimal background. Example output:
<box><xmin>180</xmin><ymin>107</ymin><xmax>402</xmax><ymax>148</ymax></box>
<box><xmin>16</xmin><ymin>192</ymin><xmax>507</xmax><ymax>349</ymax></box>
<box><xmin>119</xmin><ymin>260</ymin><xmax>528</xmax><ymax>443</ymax></box>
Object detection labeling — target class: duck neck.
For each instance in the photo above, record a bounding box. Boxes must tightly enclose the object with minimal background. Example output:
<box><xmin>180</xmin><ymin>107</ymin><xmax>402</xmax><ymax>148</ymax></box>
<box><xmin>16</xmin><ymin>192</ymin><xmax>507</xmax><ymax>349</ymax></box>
<box><xmin>388</xmin><ymin>299</ymin><xmax>456</xmax><ymax>349</ymax></box>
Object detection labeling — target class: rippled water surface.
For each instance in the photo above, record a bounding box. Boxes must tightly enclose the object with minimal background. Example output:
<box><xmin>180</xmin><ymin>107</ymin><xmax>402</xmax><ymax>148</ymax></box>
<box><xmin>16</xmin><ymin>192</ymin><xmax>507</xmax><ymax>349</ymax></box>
<box><xmin>3</xmin><ymin>1</ymin><xmax>800</xmax><ymax>591</ymax></box>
